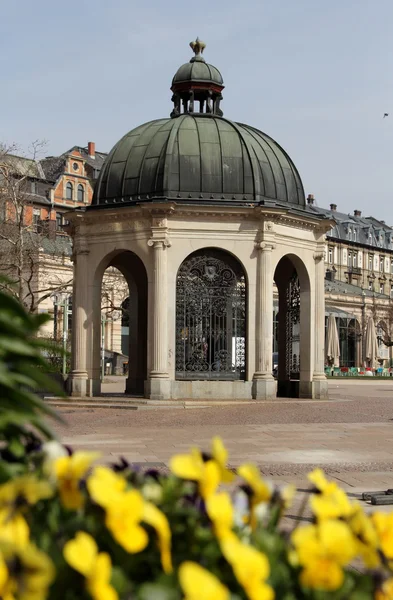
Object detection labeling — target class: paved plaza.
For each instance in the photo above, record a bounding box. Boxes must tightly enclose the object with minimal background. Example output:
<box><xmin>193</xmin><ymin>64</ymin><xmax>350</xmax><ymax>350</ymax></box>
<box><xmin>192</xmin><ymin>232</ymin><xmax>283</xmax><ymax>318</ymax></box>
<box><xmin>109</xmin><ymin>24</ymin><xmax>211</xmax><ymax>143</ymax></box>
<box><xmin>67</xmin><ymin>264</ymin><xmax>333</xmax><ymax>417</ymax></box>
<box><xmin>50</xmin><ymin>378</ymin><xmax>393</xmax><ymax>504</ymax></box>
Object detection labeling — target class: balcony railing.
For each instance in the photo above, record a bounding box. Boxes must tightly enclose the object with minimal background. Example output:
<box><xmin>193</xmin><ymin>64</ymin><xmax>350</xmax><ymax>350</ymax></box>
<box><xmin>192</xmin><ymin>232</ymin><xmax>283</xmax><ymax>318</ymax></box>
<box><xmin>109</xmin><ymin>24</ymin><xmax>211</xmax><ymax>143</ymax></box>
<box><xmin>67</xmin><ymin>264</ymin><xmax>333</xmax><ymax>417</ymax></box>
<box><xmin>346</xmin><ymin>266</ymin><xmax>362</xmax><ymax>275</ymax></box>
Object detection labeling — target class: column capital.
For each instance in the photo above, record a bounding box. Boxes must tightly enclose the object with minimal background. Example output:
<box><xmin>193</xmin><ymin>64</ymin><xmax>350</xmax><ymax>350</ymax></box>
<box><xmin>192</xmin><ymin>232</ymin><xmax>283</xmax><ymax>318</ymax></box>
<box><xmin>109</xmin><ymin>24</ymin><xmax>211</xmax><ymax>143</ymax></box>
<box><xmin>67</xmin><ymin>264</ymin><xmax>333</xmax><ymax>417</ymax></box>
<box><xmin>254</xmin><ymin>241</ymin><xmax>276</xmax><ymax>252</ymax></box>
<box><xmin>313</xmin><ymin>251</ymin><xmax>325</xmax><ymax>263</ymax></box>
<box><xmin>73</xmin><ymin>238</ymin><xmax>90</xmax><ymax>256</ymax></box>
<box><xmin>147</xmin><ymin>237</ymin><xmax>171</xmax><ymax>249</ymax></box>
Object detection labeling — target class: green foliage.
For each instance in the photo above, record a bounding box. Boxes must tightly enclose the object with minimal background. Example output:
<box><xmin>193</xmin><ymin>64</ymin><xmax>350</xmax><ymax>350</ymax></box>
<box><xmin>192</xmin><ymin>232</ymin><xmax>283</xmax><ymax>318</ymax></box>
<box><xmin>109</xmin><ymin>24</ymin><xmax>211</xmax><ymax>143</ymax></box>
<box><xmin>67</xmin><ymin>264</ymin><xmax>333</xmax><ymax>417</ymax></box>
<box><xmin>0</xmin><ymin>284</ymin><xmax>63</xmax><ymax>479</ymax></box>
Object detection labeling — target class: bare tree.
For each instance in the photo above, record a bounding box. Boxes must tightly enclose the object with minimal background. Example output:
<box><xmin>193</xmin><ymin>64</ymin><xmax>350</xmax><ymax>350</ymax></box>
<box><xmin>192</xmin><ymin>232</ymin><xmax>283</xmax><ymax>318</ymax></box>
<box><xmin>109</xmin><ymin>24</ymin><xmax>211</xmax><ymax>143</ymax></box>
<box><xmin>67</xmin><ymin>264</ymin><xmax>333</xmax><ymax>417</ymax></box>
<box><xmin>0</xmin><ymin>142</ymin><xmax>73</xmax><ymax>311</ymax></box>
<box><xmin>101</xmin><ymin>267</ymin><xmax>129</xmax><ymax>318</ymax></box>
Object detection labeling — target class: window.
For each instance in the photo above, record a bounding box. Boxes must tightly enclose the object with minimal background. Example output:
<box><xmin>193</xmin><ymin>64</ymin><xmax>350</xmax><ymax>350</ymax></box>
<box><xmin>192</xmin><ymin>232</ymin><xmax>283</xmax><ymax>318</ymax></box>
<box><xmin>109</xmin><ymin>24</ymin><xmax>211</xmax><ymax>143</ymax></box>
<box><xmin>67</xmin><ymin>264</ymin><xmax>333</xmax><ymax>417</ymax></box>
<box><xmin>31</xmin><ymin>181</ymin><xmax>36</xmax><ymax>194</ymax></box>
<box><xmin>66</xmin><ymin>182</ymin><xmax>73</xmax><ymax>200</ymax></box>
<box><xmin>380</xmin><ymin>283</ymin><xmax>385</xmax><ymax>294</ymax></box>
<box><xmin>33</xmin><ymin>209</ymin><xmax>40</xmax><ymax>230</ymax></box>
<box><xmin>380</xmin><ymin>257</ymin><xmax>384</xmax><ymax>272</ymax></box>
<box><xmin>348</xmin><ymin>229</ymin><xmax>352</xmax><ymax>241</ymax></box>
<box><xmin>369</xmin><ymin>254</ymin><xmax>373</xmax><ymax>270</ymax></box>
<box><xmin>328</xmin><ymin>248</ymin><xmax>333</xmax><ymax>264</ymax></box>
<box><xmin>369</xmin><ymin>231</ymin><xmax>372</xmax><ymax>243</ymax></box>
<box><xmin>369</xmin><ymin>280</ymin><xmax>373</xmax><ymax>291</ymax></box>
<box><xmin>390</xmin><ymin>284</ymin><xmax>393</xmax><ymax>298</ymax></box>
<box><xmin>391</xmin><ymin>259</ymin><xmax>393</xmax><ymax>274</ymax></box>
<box><xmin>77</xmin><ymin>184</ymin><xmax>85</xmax><ymax>202</ymax></box>
<box><xmin>353</xmin><ymin>252</ymin><xmax>357</xmax><ymax>268</ymax></box>
<box><xmin>56</xmin><ymin>213</ymin><xmax>63</xmax><ymax>231</ymax></box>
<box><xmin>348</xmin><ymin>251</ymin><xmax>352</xmax><ymax>266</ymax></box>
<box><xmin>353</xmin><ymin>229</ymin><xmax>357</xmax><ymax>242</ymax></box>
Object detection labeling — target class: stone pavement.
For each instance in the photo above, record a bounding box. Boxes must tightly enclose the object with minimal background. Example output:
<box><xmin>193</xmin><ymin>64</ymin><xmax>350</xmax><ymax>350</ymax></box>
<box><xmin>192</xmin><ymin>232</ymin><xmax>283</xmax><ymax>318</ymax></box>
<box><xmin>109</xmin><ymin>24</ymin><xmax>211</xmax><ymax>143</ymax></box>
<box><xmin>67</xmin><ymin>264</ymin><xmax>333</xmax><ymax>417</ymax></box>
<box><xmin>49</xmin><ymin>378</ymin><xmax>393</xmax><ymax>510</ymax></box>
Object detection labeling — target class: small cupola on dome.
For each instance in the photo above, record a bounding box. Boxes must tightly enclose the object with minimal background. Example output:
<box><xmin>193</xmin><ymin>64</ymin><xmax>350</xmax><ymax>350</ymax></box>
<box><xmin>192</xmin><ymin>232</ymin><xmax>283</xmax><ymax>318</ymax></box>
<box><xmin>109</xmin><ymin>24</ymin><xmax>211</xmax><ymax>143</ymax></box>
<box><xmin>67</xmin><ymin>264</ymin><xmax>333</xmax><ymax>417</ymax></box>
<box><xmin>171</xmin><ymin>38</ymin><xmax>224</xmax><ymax>118</ymax></box>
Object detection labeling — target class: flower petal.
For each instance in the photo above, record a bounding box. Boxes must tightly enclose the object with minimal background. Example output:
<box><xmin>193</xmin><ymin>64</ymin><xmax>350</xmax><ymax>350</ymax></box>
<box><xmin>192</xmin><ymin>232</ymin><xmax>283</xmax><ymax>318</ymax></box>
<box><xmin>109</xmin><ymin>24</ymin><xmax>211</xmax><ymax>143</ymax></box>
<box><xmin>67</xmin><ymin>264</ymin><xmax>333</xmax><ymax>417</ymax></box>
<box><xmin>179</xmin><ymin>561</ymin><xmax>229</xmax><ymax>600</ymax></box>
<box><xmin>64</xmin><ymin>531</ymin><xmax>97</xmax><ymax>577</ymax></box>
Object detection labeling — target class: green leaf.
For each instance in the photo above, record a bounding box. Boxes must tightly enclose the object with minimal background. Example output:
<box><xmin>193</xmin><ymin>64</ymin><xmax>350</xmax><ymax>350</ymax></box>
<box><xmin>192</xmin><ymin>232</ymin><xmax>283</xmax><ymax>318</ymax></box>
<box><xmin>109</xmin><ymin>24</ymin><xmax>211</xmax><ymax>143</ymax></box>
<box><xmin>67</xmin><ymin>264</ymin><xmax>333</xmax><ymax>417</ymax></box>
<box><xmin>137</xmin><ymin>582</ymin><xmax>181</xmax><ymax>600</ymax></box>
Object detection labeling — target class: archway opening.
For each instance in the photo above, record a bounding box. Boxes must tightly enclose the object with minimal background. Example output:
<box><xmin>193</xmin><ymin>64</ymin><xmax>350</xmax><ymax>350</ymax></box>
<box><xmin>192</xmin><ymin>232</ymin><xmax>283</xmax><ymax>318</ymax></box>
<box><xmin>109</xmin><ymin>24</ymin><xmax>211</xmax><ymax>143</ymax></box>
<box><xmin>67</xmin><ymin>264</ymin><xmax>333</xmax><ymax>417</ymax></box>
<box><xmin>377</xmin><ymin>320</ymin><xmax>389</xmax><ymax>367</ymax></box>
<box><xmin>94</xmin><ymin>251</ymin><xmax>148</xmax><ymax>395</ymax></box>
<box><xmin>175</xmin><ymin>248</ymin><xmax>247</xmax><ymax>380</ymax></box>
<box><xmin>274</xmin><ymin>255</ymin><xmax>311</xmax><ymax>398</ymax></box>
<box><xmin>338</xmin><ymin>318</ymin><xmax>360</xmax><ymax>368</ymax></box>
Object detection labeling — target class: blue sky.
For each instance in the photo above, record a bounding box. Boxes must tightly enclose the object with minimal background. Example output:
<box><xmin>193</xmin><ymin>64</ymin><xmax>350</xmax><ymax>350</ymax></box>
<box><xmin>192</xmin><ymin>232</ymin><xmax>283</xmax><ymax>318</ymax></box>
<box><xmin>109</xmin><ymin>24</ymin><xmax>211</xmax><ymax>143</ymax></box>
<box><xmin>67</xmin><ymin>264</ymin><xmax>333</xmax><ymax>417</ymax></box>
<box><xmin>1</xmin><ymin>0</ymin><xmax>393</xmax><ymax>221</ymax></box>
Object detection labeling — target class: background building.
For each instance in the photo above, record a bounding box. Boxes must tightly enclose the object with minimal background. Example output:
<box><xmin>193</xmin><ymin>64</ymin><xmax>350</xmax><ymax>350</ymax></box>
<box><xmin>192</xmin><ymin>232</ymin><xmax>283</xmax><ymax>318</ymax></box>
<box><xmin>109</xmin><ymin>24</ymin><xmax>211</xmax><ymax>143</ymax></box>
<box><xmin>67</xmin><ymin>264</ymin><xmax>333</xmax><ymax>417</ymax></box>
<box><xmin>2</xmin><ymin>142</ymin><xmax>393</xmax><ymax>375</ymax></box>
<box><xmin>306</xmin><ymin>195</ymin><xmax>393</xmax><ymax>368</ymax></box>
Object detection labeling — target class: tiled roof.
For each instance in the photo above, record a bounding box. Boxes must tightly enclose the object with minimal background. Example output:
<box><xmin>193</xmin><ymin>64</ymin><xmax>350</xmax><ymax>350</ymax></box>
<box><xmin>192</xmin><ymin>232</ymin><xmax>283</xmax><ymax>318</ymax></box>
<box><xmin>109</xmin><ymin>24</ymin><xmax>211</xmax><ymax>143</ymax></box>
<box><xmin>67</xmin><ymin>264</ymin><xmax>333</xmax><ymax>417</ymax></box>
<box><xmin>307</xmin><ymin>204</ymin><xmax>393</xmax><ymax>250</ymax></box>
<box><xmin>325</xmin><ymin>277</ymin><xmax>389</xmax><ymax>298</ymax></box>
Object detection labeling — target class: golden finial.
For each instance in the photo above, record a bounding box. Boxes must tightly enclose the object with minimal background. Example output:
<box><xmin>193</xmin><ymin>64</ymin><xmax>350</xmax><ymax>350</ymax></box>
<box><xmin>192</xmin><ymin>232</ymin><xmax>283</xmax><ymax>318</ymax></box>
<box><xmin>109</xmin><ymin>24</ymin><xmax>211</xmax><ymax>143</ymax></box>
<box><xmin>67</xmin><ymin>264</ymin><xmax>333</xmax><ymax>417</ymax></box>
<box><xmin>189</xmin><ymin>37</ymin><xmax>206</xmax><ymax>57</ymax></box>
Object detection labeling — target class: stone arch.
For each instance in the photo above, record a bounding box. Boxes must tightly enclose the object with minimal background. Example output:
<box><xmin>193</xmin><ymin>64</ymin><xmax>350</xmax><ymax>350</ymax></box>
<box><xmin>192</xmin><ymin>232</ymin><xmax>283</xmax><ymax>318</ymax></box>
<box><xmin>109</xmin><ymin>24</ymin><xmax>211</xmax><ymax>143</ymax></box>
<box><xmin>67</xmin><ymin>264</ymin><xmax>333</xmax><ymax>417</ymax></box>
<box><xmin>171</xmin><ymin>244</ymin><xmax>250</xmax><ymax>289</ymax></box>
<box><xmin>91</xmin><ymin>249</ymin><xmax>148</xmax><ymax>395</ymax></box>
<box><xmin>175</xmin><ymin>247</ymin><xmax>247</xmax><ymax>381</ymax></box>
<box><xmin>338</xmin><ymin>317</ymin><xmax>361</xmax><ymax>368</ymax></box>
<box><xmin>274</xmin><ymin>253</ymin><xmax>312</xmax><ymax>397</ymax></box>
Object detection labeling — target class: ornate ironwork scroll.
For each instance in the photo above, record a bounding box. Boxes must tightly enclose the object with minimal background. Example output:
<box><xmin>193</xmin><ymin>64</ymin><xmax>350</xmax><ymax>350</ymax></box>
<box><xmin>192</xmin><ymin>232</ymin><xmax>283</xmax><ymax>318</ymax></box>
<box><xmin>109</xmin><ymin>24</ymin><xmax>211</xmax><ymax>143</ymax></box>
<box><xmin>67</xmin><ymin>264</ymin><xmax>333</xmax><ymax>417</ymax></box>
<box><xmin>285</xmin><ymin>272</ymin><xmax>300</xmax><ymax>379</ymax></box>
<box><xmin>176</xmin><ymin>251</ymin><xmax>246</xmax><ymax>380</ymax></box>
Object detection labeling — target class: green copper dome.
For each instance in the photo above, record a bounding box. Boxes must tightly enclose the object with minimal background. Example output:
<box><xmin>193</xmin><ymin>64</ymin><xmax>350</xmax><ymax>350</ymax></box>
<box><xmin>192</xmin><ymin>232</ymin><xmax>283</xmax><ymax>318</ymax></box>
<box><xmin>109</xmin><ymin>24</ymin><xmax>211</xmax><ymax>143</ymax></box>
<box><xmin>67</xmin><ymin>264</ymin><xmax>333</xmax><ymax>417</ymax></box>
<box><xmin>172</xmin><ymin>59</ymin><xmax>223</xmax><ymax>86</ymax></box>
<box><xmin>92</xmin><ymin>115</ymin><xmax>305</xmax><ymax>207</ymax></box>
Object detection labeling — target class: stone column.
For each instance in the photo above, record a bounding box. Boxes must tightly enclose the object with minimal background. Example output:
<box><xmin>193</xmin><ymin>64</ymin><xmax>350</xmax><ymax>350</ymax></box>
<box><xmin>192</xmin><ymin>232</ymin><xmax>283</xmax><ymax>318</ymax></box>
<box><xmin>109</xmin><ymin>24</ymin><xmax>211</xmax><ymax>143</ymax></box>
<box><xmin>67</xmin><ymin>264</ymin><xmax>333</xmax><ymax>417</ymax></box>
<box><xmin>67</xmin><ymin>240</ymin><xmax>89</xmax><ymax>397</ymax></box>
<box><xmin>312</xmin><ymin>251</ymin><xmax>329</xmax><ymax>398</ymax></box>
<box><xmin>252</xmin><ymin>242</ymin><xmax>276</xmax><ymax>400</ymax></box>
<box><xmin>147</xmin><ymin>237</ymin><xmax>171</xmax><ymax>399</ymax></box>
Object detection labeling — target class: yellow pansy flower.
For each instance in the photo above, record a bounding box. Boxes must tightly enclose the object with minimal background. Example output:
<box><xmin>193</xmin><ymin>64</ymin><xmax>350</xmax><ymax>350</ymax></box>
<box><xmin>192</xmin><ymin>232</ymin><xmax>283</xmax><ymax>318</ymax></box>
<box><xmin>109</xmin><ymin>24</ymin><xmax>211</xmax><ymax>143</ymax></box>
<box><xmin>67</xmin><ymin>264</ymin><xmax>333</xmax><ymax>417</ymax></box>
<box><xmin>348</xmin><ymin>505</ymin><xmax>380</xmax><ymax>568</ymax></box>
<box><xmin>0</xmin><ymin>509</ymin><xmax>29</xmax><ymax>548</ymax></box>
<box><xmin>105</xmin><ymin>490</ymin><xmax>148</xmax><ymax>553</ymax></box>
<box><xmin>206</xmin><ymin>491</ymin><xmax>234</xmax><ymax>538</ymax></box>
<box><xmin>0</xmin><ymin>553</ymin><xmax>9</xmax><ymax>598</ymax></box>
<box><xmin>170</xmin><ymin>447</ymin><xmax>220</xmax><ymax>500</ymax></box>
<box><xmin>142</xmin><ymin>501</ymin><xmax>172</xmax><ymax>574</ymax></box>
<box><xmin>87</xmin><ymin>466</ymin><xmax>127</xmax><ymax>508</ymax></box>
<box><xmin>300</xmin><ymin>559</ymin><xmax>344</xmax><ymax>591</ymax></box>
<box><xmin>237</xmin><ymin>464</ymin><xmax>272</xmax><ymax>504</ymax></box>
<box><xmin>310</xmin><ymin>485</ymin><xmax>353</xmax><ymax>521</ymax></box>
<box><xmin>211</xmin><ymin>437</ymin><xmax>234</xmax><ymax>483</ymax></box>
<box><xmin>292</xmin><ymin>520</ymin><xmax>357</xmax><ymax>592</ymax></box>
<box><xmin>0</xmin><ymin>475</ymin><xmax>53</xmax><ymax>508</ymax></box>
<box><xmin>307</xmin><ymin>469</ymin><xmax>354</xmax><ymax>521</ymax></box>
<box><xmin>199</xmin><ymin>460</ymin><xmax>220</xmax><ymax>500</ymax></box>
<box><xmin>64</xmin><ymin>531</ymin><xmax>118</xmax><ymax>600</ymax></box>
<box><xmin>237</xmin><ymin>464</ymin><xmax>272</xmax><ymax>529</ymax></box>
<box><xmin>178</xmin><ymin>561</ymin><xmax>229</xmax><ymax>600</ymax></box>
<box><xmin>54</xmin><ymin>451</ymin><xmax>99</xmax><ymax>510</ymax></box>
<box><xmin>0</xmin><ymin>475</ymin><xmax>53</xmax><ymax>550</ymax></box>
<box><xmin>170</xmin><ymin>447</ymin><xmax>204</xmax><ymax>480</ymax></box>
<box><xmin>307</xmin><ymin>468</ymin><xmax>330</xmax><ymax>492</ymax></box>
<box><xmin>372</xmin><ymin>512</ymin><xmax>393</xmax><ymax>561</ymax></box>
<box><xmin>221</xmin><ymin>533</ymin><xmax>274</xmax><ymax>600</ymax></box>
<box><xmin>1</xmin><ymin>542</ymin><xmax>55</xmax><ymax>600</ymax></box>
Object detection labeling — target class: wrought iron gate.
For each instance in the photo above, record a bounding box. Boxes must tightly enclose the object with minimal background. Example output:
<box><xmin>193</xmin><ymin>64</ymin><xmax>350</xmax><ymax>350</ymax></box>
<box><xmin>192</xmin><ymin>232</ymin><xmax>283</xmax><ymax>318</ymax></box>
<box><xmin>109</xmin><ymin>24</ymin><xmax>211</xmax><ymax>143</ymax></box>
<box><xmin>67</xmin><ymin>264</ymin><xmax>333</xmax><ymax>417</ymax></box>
<box><xmin>176</xmin><ymin>251</ymin><xmax>246</xmax><ymax>380</ymax></box>
<box><xmin>285</xmin><ymin>272</ymin><xmax>300</xmax><ymax>379</ymax></box>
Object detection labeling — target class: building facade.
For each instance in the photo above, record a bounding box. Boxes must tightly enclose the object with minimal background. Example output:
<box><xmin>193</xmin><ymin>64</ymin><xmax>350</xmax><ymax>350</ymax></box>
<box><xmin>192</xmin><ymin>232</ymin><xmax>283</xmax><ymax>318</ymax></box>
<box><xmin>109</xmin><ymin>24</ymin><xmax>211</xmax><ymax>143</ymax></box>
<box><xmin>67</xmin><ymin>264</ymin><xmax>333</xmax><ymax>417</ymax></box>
<box><xmin>306</xmin><ymin>196</ymin><xmax>393</xmax><ymax>367</ymax></box>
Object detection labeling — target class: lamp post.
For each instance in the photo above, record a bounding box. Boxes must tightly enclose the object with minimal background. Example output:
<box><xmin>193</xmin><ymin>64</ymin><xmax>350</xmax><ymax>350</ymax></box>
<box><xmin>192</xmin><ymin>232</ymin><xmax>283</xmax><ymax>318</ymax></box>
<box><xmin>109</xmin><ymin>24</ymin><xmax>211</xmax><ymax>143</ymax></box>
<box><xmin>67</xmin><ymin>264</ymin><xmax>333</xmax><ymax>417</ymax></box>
<box><xmin>52</xmin><ymin>292</ymin><xmax>71</xmax><ymax>377</ymax></box>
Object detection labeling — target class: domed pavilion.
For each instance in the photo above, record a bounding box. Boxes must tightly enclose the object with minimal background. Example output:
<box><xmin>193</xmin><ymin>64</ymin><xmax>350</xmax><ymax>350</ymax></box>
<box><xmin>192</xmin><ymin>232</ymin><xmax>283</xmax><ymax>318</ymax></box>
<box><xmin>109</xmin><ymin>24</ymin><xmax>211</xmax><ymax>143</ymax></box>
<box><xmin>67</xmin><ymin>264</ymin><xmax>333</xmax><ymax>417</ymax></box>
<box><xmin>67</xmin><ymin>39</ymin><xmax>332</xmax><ymax>400</ymax></box>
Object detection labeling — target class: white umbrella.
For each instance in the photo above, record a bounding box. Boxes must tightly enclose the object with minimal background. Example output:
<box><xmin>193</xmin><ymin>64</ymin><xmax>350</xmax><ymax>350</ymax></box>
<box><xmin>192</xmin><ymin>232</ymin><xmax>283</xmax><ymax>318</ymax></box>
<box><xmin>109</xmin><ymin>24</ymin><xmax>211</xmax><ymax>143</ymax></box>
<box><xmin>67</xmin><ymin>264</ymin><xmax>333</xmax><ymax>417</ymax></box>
<box><xmin>326</xmin><ymin>314</ymin><xmax>340</xmax><ymax>367</ymax></box>
<box><xmin>365</xmin><ymin>316</ymin><xmax>379</xmax><ymax>369</ymax></box>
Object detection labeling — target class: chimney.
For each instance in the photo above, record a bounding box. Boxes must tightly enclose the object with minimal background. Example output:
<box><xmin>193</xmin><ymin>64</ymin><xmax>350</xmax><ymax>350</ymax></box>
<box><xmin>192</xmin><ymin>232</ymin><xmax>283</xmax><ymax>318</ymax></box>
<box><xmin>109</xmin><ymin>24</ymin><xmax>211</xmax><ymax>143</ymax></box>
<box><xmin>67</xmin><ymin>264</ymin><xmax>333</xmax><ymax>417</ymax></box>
<box><xmin>330</xmin><ymin>203</ymin><xmax>337</xmax><ymax>212</ymax></box>
<box><xmin>88</xmin><ymin>141</ymin><xmax>95</xmax><ymax>159</ymax></box>
<box><xmin>354</xmin><ymin>209</ymin><xmax>362</xmax><ymax>217</ymax></box>
<box><xmin>307</xmin><ymin>193</ymin><xmax>314</xmax><ymax>205</ymax></box>
<box><xmin>381</xmin><ymin>220</ymin><xmax>386</xmax><ymax>225</ymax></box>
